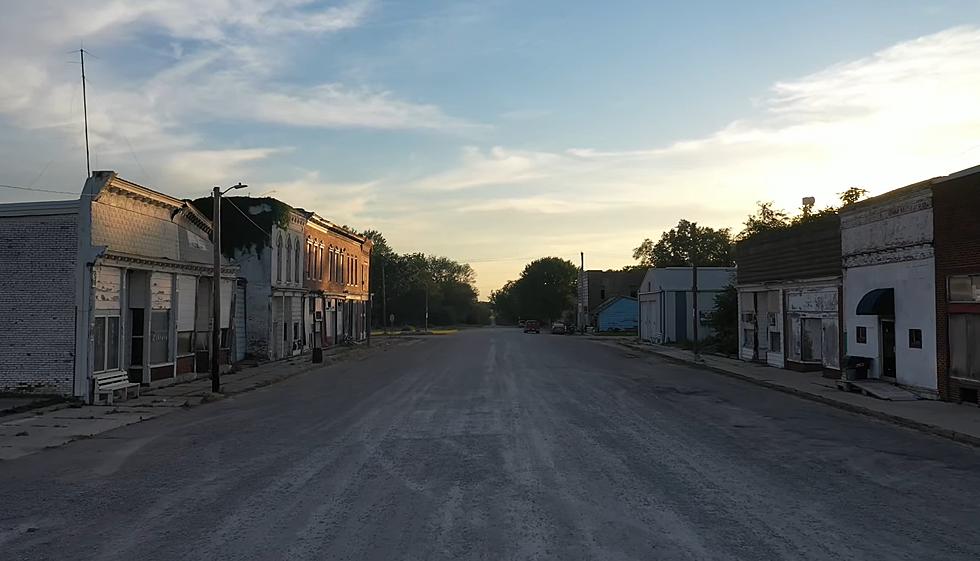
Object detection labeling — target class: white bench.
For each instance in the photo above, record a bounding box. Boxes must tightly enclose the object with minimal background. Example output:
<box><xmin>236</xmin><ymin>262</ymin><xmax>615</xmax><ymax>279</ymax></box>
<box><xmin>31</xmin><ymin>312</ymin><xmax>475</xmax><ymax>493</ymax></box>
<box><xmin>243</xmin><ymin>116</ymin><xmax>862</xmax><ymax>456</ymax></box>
<box><xmin>93</xmin><ymin>371</ymin><xmax>140</xmax><ymax>405</ymax></box>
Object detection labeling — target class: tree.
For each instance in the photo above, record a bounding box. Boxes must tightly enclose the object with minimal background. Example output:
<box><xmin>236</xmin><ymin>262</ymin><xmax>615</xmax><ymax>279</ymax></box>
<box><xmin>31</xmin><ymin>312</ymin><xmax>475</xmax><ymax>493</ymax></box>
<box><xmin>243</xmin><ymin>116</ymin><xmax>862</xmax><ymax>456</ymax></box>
<box><xmin>362</xmin><ymin>231</ymin><xmax>487</xmax><ymax>328</ymax></box>
<box><xmin>489</xmin><ymin>258</ymin><xmax>578</xmax><ymax>324</ymax></box>
<box><xmin>738</xmin><ymin>202</ymin><xmax>791</xmax><ymax>240</ymax></box>
<box><xmin>633</xmin><ymin>219</ymin><xmax>734</xmax><ymax>267</ymax></box>
<box><xmin>839</xmin><ymin>187</ymin><xmax>868</xmax><ymax>206</ymax></box>
<box><xmin>705</xmin><ymin>285</ymin><xmax>738</xmax><ymax>355</ymax></box>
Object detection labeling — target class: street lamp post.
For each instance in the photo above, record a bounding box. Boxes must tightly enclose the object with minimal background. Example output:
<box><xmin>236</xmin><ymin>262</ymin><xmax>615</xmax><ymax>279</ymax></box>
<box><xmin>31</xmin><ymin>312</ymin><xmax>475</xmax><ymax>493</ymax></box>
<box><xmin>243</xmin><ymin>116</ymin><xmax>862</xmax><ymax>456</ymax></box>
<box><xmin>211</xmin><ymin>182</ymin><xmax>247</xmax><ymax>393</ymax></box>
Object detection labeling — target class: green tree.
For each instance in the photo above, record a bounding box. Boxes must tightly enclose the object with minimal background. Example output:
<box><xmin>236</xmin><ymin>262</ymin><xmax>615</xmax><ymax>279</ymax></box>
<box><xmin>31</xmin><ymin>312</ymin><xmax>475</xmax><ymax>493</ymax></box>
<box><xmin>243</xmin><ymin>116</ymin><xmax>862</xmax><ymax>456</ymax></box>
<box><xmin>633</xmin><ymin>219</ymin><xmax>734</xmax><ymax>267</ymax></box>
<box><xmin>839</xmin><ymin>187</ymin><xmax>869</xmax><ymax>206</ymax></box>
<box><xmin>705</xmin><ymin>285</ymin><xmax>738</xmax><ymax>355</ymax></box>
<box><xmin>738</xmin><ymin>202</ymin><xmax>791</xmax><ymax>240</ymax></box>
<box><xmin>490</xmin><ymin>258</ymin><xmax>578</xmax><ymax>324</ymax></box>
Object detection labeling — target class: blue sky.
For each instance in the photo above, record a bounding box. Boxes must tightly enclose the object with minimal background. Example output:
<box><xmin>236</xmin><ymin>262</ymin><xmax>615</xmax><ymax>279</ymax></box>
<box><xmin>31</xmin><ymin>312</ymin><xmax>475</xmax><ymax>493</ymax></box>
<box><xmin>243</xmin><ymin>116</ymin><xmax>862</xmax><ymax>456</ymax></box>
<box><xmin>2</xmin><ymin>1</ymin><xmax>980</xmax><ymax>295</ymax></box>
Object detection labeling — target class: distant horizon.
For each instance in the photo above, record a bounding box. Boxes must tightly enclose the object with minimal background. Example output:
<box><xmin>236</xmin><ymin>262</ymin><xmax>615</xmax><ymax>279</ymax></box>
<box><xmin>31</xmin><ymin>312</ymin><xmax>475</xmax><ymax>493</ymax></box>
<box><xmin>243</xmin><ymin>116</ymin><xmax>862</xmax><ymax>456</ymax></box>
<box><xmin>2</xmin><ymin>2</ymin><xmax>980</xmax><ymax>296</ymax></box>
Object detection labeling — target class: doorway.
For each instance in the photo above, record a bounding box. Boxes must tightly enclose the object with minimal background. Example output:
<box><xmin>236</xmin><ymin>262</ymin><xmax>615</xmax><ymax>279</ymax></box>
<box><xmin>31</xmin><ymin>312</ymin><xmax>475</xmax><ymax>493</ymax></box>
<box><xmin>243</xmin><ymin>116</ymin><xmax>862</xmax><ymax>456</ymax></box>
<box><xmin>880</xmin><ymin>319</ymin><xmax>896</xmax><ymax>379</ymax></box>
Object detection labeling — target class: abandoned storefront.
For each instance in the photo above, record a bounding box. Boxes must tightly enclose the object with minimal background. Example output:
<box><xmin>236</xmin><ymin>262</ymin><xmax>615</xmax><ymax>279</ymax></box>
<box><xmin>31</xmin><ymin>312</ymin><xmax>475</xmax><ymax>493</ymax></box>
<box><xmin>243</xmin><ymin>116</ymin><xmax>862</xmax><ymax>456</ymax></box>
<box><xmin>736</xmin><ymin>214</ymin><xmax>843</xmax><ymax>373</ymax></box>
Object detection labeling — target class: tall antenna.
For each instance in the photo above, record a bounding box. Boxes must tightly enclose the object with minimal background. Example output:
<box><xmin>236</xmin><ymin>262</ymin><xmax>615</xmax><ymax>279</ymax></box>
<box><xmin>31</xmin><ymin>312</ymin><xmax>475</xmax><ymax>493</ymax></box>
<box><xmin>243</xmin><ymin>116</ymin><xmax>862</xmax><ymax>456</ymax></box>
<box><xmin>79</xmin><ymin>49</ymin><xmax>91</xmax><ymax>178</ymax></box>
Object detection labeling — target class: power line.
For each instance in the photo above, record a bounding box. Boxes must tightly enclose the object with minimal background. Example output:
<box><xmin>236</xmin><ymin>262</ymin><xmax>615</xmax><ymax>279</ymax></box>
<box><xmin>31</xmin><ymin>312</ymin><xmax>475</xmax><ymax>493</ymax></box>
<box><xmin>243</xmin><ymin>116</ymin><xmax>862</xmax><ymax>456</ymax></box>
<box><xmin>223</xmin><ymin>197</ymin><xmax>272</xmax><ymax>240</ymax></box>
<box><xmin>0</xmin><ymin>183</ymin><xmax>81</xmax><ymax>196</ymax></box>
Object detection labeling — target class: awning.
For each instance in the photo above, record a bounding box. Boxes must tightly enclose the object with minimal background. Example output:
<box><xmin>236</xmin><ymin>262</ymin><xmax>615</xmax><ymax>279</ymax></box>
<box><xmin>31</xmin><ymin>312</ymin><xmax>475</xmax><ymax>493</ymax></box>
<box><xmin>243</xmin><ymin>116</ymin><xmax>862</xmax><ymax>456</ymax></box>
<box><xmin>856</xmin><ymin>288</ymin><xmax>894</xmax><ymax>316</ymax></box>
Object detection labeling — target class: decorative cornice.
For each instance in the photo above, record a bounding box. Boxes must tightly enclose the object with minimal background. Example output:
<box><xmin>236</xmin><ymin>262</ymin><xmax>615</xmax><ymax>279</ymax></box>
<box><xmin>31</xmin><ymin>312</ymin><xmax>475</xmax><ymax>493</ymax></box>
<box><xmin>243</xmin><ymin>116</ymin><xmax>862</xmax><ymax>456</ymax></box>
<box><xmin>101</xmin><ymin>251</ymin><xmax>238</xmax><ymax>276</ymax></box>
<box><xmin>843</xmin><ymin>244</ymin><xmax>933</xmax><ymax>268</ymax></box>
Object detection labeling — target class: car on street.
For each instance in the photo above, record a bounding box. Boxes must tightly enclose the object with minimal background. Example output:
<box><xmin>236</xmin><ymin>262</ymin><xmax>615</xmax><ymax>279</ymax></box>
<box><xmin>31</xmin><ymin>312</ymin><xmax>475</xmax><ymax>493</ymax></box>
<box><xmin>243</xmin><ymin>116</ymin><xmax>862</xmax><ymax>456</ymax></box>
<box><xmin>551</xmin><ymin>322</ymin><xmax>566</xmax><ymax>334</ymax></box>
<box><xmin>518</xmin><ymin>320</ymin><xmax>526</xmax><ymax>329</ymax></box>
<box><xmin>523</xmin><ymin>320</ymin><xmax>540</xmax><ymax>333</ymax></box>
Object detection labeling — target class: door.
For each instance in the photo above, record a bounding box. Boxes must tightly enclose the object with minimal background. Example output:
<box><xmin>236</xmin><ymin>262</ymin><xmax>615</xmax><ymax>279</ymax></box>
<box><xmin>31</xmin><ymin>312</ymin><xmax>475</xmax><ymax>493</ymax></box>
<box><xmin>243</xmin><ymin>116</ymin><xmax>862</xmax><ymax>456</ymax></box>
<box><xmin>880</xmin><ymin>319</ymin><xmax>896</xmax><ymax>378</ymax></box>
<box><xmin>234</xmin><ymin>282</ymin><xmax>246</xmax><ymax>362</ymax></box>
<box><xmin>801</xmin><ymin>318</ymin><xmax>823</xmax><ymax>362</ymax></box>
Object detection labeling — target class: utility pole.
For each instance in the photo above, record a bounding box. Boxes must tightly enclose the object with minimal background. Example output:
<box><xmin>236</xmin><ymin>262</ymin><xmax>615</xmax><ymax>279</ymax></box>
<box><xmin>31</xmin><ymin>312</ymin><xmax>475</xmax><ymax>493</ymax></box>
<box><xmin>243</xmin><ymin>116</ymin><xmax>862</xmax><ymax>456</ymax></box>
<box><xmin>79</xmin><ymin>49</ymin><xmax>91</xmax><ymax>178</ymax></box>
<box><xmin>690</xmin><ymin>224</ymin><xmax>702</xmax><ymax>362</ymax></box>
<box><xmin>424</xmin><ymin>283</ymin><xmax>429</xmax><ymax>333</ymax></box>
<box><xmin>211</xmin><ymin>183</ymin><xmax>246</xmax><ymax>393</ymax></box>
<box><xmin>382</xmin><ymin>258</ymin><xmax>388</xmax><ymax>334</ymax></box>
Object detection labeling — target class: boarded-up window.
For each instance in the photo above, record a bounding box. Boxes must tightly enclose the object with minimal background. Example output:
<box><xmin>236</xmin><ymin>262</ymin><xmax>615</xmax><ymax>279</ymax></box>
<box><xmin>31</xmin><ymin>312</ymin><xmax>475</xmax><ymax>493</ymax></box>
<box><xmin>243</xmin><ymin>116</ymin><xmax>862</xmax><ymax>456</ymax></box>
<box><xmin>150</xmin><ymin>272</ymin><xmax>173</xmax><ymax>310</ymax></box>
<box><xmin>94</xmin><ymin>266</ymin><xmax>121</xmax><ymax>311</ymax></box>
<box><xmin>220</xmin><ymin>279</ymin><xmax>233</xmax><ymax>328</ymax></box>
<box><xmin>177</xmin><ymin>275</ymin><xmax>197</xmax><ymax>332</ymax></box>
<box><xmin>950</xmin><ymin>314</ymin><xmax>980</xmax><ymax>381</ymax></box>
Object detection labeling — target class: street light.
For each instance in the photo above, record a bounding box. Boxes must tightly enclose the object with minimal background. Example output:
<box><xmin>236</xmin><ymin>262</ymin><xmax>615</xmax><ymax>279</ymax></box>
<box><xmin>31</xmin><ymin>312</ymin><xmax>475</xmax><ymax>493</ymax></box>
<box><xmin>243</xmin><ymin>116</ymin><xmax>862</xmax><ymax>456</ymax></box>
<box><xmin>212</xmin><ymin>182</ymin><xmax>247</xmax><ymax>393</ymax></box>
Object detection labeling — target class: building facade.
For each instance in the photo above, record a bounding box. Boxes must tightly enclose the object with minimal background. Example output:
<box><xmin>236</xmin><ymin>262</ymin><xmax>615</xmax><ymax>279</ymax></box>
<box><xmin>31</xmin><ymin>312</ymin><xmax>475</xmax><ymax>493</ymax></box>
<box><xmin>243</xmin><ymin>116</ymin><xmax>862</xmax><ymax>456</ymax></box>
<box><xmin>577</xmin><ymin>269</ymin><xmax>645</xmax><ymax>330</ymax></box>
<box><xmin>303</xmin><ymin>212</ymin><xmax>372</xmax><ymax>348</ymax></box>
<box><xmin>736</xmin><ymin>215</ymin><xmax>843</xmax><ymax>373</ymax></box>
<box><xmin>595</xmin><ymin>296</ymin><xmax>638</xmax><ymax>332</ymax></box>
<box><xmin>930</xmin><ymin>165</ymin><xmax>980</xmax><ymax>402</ymax></box>
<box><xmin>841</xmin><ymin>181</ymin><xmax>937</xmax><ymax>393</ymax></box>
<box><xmin>638</xmin><ymin>267</ymin><xmax>735</xmax><ymax>344</ymax></box>
<box><xmin>0</xmin><ymin>171</ymin><xmax>237</xmax><ymax>400</ymax></box>
<box><xmin>192</xmin><ymin>196</ymin><xmax>309</xmax><ymax>362</ymax></box>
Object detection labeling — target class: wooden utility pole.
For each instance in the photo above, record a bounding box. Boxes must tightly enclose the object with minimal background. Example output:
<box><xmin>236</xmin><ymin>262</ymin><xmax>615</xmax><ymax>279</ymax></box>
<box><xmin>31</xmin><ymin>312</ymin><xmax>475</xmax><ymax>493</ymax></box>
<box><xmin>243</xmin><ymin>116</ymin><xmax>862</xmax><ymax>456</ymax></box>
<box><xmin>211</xmin><ymin>187</ymin><xmax>222</xmax><ymax>393</ymax></box>
<box><xmin>211</xmin><ymin>183</ymin><xmax>246</xmax><ymax>393</ymax></box>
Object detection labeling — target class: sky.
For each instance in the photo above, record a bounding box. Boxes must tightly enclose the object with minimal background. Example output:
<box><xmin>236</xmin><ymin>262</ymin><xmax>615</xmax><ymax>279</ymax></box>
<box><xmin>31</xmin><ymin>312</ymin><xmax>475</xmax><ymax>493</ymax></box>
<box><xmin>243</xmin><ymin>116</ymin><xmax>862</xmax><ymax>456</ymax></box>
<box><xmin>2</xmin><ymin>1</ymin><xmax>980</xmax><ymax>297</ymax></box>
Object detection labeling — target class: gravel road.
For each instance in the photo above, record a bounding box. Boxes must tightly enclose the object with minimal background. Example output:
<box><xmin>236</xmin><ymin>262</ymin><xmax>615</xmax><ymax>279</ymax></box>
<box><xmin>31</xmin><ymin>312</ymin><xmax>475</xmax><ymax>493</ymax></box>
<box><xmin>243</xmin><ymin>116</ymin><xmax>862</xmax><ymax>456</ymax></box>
<box><xmin>3</xmin><ymin>328</ymin><xmax>980</xmax><ymax>560</ymax></box>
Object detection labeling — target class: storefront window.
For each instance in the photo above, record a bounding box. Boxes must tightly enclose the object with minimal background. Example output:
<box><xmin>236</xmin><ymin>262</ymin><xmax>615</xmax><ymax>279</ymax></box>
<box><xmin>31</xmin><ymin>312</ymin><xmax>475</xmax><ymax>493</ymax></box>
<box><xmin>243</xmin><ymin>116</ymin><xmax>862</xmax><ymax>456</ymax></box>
<box><xmin>150</xmin><ymin>310</ymin><xmax>170</xmax><ymax>364</ymax></box>
<box><xmin>93</xmin><ymin>316</ymin><xmax>120</xmax><ymax>372</ymax></box>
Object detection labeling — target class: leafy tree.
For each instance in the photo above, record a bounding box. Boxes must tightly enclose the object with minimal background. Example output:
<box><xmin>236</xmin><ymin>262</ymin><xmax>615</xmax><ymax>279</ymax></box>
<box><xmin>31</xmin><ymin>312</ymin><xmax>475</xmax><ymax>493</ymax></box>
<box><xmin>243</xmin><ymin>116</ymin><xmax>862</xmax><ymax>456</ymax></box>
<box><xmin>738</xmin><ymin>202</ymin><xmax>791</xmax><ymax>240</ymax></box>
<box><xmin>363</xmin><ymin>231</ymin><xmax>487</xmax><ymax>328</ymax></box>
<box><xmin>839</xmin><ymin>187</ymin><xmax>869</xmax><ymax>206</ymax></box>
<box><xmin>705</xmin><ymin>285</ymin><xmax>738</xmax><ymax>355</ymax></box>
<box><xmin>633</xmin><ymin>219</ymin><xmax>734</xmax><ymax>267</ymax></box>
<box><xmin>490</xmin><ymin>258</ymin><xmax>578</xmax><ymax>324</ymax></box>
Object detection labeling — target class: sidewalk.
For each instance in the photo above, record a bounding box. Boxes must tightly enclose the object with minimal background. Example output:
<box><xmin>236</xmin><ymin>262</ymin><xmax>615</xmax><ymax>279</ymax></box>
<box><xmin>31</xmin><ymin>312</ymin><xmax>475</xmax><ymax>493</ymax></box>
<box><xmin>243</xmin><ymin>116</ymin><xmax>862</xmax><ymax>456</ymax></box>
<box><xmin>0</xmin><ymin>337</ymin><xmax>417</xmax><ymax>461</ymax></box>
<box><xmin>598</xmin><ymin>337</ymin><xmax>980</xmax><ymax>447</ymax></box>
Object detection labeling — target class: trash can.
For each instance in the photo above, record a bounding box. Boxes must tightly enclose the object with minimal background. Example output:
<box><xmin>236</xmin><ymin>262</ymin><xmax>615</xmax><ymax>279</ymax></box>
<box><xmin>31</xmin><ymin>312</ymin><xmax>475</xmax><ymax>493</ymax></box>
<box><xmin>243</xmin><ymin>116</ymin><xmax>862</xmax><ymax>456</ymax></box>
<box><xmin>312</xmin><ymin>347</ymin><xmax>324</xmax><ymax>363</ymax></box>
<box><xmin>843</xmin><ymin>356</ymin><xmax>869</xmax><ymax>381</ymax></box>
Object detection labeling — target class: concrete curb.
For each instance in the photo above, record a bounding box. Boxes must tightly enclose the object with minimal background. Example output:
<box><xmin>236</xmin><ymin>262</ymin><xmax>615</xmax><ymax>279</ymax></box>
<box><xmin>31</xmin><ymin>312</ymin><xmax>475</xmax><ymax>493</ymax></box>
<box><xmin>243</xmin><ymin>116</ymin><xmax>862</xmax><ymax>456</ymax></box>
<box><xmin>608</xmin><ymin>340</ymin><xmax>980</xmax><ymax>449</ymax></box>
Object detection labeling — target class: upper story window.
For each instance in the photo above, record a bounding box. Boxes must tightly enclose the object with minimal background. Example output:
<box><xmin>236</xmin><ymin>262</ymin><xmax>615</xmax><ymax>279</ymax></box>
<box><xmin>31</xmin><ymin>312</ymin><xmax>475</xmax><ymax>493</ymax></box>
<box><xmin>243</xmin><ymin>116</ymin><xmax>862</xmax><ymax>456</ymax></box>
<box><xmin>276</xmin><ymin>234</ymin><xmax>283</xmax><ymax>282</ymax></box>
<box><xmin>286</xmin><ymin>236</ymin><xmax>293</xmax><ymax>283</ymax></box>
<box><xmin>294</xmin><ymin>238</ymin><xmax>301</xmax><ymax>282</ymax></box>
<box><xmin>306</xmin><ymin>240</ymin><xmax>312</xmax><ymax>280</ymax></box>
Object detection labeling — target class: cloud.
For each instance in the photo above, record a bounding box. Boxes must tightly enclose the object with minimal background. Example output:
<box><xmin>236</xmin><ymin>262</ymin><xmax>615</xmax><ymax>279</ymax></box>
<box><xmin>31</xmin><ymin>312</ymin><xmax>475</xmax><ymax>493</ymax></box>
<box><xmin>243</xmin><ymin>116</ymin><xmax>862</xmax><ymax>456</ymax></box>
<box><xmin>391</xmin><ymin>26</ymin><xmax>980</xmax><ymax>294</ymax></box>
<box><xmin>0</xmin><ymin>0</ymin><xmax>473</xmax><ymax>185</ymax></box>
<box><xmin>259</xmin><ymin>171</ymin><xmax>378</xmax><ymax>224</ymax></box>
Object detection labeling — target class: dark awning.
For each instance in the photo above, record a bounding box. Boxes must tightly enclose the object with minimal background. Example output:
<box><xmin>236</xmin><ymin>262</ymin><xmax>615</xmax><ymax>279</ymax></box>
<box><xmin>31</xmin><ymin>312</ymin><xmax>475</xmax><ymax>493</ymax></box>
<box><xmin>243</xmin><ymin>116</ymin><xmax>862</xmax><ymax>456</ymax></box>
<box><xmin>856</xmin><ymin>288</ymin><xmax>894</xmax><ymax>316</ymax></box>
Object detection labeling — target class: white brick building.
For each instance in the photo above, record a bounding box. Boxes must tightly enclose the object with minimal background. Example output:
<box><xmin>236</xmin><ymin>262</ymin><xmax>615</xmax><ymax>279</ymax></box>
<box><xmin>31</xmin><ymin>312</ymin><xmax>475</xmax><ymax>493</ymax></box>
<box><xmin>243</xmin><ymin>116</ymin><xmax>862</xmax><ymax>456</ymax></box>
<box><xmin>0</xmin><ymin>171</ymin><xmax>238</xmax><ymax>401</ymax></box>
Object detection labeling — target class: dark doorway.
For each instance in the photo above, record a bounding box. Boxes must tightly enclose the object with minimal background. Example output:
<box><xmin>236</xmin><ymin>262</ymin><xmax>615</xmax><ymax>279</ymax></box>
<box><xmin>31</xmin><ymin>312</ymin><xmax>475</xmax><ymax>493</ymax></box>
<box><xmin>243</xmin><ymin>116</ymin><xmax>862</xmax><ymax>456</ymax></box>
<box><xmin>880</xmin><ymin>319</ymin><xmax>896</xmax><ymax>378</ymax></box>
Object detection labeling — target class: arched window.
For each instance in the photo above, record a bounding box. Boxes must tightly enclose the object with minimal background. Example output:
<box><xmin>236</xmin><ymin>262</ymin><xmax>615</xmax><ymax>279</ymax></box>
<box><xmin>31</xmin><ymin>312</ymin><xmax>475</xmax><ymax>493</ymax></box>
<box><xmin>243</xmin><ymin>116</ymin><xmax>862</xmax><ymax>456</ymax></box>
<box><xmin>277</xmin><ymin>234</ymin><xmax>283</xmax><ymax>282</ymax></box>
<box><xmin>294</xmin><ymin>238</ymin><xmax>301</xmax><ymax>282</ymax></box>
<box><xmin>286</xmin><ymin>236</ymin><xmax>293</xmax><ymax>282</ymax></box>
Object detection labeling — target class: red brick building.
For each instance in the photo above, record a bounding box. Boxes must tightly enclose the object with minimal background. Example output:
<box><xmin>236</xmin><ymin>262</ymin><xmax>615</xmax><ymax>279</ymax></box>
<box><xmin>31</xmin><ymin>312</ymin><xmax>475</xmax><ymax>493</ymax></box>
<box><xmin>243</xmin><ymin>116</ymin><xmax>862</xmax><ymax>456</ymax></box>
<box><xmin>932</xmin><ymin>165</ymin><xmax>980</xmax><ymax>402</ymax></box>
<box><xmin>303</xmin><ymin>213</ymin><xmax>372</xmax><ymax>348</ymax></box>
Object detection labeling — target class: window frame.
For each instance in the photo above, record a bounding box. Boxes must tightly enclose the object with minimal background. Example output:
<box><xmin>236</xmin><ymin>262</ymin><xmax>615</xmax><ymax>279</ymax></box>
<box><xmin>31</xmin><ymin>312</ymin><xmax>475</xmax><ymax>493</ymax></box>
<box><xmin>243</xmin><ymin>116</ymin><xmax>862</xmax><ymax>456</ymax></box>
<box><xmin>856</xmin><ymin>326</ymin><xmax>868</xmax><ymax>344</ymax></box>
<box><xmin>948</xmin><ymin>275</ymin><xmax>980</xmax><ymax>303</ymax></box>
<box><xmin>909</xmin><ymin>328</ymin><xmax>923</xmax><ymax>349</ymax></box>
<box><xmin>93</xmin><ymin>314</ymin><xmax>122</xmax><ymax>373</ymax></box>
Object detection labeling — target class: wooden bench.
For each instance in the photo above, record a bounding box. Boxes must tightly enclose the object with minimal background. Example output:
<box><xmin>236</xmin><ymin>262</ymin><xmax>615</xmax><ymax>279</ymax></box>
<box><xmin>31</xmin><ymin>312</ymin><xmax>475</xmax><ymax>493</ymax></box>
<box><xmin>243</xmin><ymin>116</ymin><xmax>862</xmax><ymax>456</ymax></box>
<box><xmin>93</xmin><ymin>371</ymin><xmax>140</xmax><ymax>405</ymax></box>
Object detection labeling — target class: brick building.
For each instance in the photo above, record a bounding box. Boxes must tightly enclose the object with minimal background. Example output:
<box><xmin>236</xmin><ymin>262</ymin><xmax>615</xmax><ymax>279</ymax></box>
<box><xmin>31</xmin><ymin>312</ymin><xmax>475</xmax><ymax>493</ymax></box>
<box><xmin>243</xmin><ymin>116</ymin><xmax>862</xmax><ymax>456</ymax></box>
<box><xmin>0</xmin><ymin>171</ymin><xmax>237</xmax><ymax>400</ymax></box>
<box><xmin>735</xmin><ymin>214</ymin><xmax>843</xmax><ymax>373</ymax></box>
<box><xmin>0</xmin><ymin>200</ymin><xmax>79</xmax><ymax>395</ymax></box>
<box><xmin>193</xmin><ymin>198</ymin><xmax>372</xmax><ymax>361</ymax></box>
<box><xmin>577</xmin><ymin>269</ymin><xmax>645</xmax><ymax>330</ymax></box>
<box><xmin>932</xmin><ymin>165</ymin><xmax>980</xmax><ymax>402</ymax></box>
<box><xmin>303</xmin><ymin>212</ymin><xmax>372</xmax><ymax>347</ymax></box>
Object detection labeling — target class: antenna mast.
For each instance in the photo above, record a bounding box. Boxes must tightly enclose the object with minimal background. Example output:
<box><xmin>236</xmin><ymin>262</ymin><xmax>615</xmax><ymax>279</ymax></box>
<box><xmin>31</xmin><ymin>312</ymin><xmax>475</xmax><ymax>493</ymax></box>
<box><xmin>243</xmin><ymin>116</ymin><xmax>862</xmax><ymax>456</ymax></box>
<box><xmin>79</xmin><ymin>49</ymin><xmax>91</xmax><ymax>178</ymax></box>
